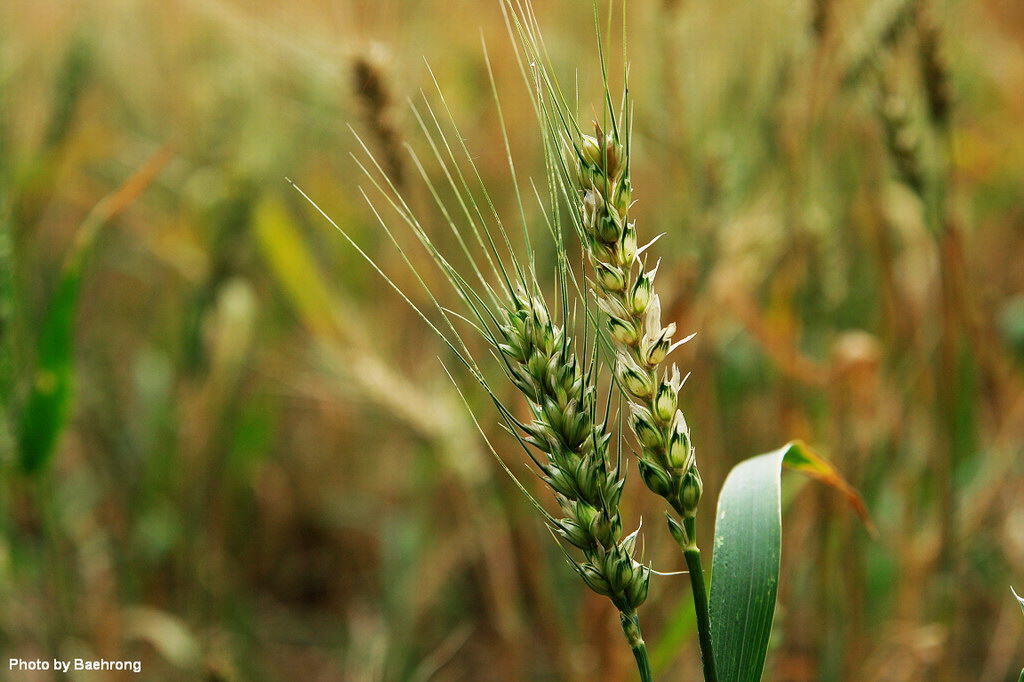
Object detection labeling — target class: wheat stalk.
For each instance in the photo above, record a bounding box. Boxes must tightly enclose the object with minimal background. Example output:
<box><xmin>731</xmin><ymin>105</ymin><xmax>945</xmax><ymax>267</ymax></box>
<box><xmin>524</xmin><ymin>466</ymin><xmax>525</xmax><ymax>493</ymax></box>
<box><xmin>494</xmin><ymin>2</ymin><xmax>723</xmax><ymax>676</ymax></box>
<box><xmin>567</xmin><ymin>118</ymin><xmax>718</xmax><ymax>682</ymax></box>
<box><xmin>500</xmin><ymin>1</ymin><xmax>718</xmax><ymax>674</ymax></box>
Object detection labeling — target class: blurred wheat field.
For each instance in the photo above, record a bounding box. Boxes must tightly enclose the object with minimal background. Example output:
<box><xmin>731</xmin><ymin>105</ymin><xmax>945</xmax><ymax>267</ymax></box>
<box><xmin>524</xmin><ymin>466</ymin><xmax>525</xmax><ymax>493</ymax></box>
<box><xmin>2</xmin><ymin>0</ymin><xmax>1024</xmax><ymax>680</ymax></box>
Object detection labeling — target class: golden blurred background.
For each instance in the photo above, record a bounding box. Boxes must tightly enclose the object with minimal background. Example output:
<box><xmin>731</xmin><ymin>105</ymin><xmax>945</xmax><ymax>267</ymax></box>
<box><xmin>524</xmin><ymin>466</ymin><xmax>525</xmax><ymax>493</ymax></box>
<box><xmin>3</xmin><ymin>0</ymin><xmax>1024</xmax><ymax>679</ymax></box>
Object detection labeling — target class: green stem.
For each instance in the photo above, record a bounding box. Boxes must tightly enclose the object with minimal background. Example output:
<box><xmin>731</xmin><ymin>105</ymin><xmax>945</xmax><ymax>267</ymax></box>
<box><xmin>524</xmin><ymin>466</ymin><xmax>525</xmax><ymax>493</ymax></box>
<box><xmin>620</xmin><ymin>611</ymin><xmax>654</xmax><ymax>682</ymax></box>
<box><xmin>682</xmin><ymin>518</ymin><xmax>718</xmax><ymax>682</ymax></box>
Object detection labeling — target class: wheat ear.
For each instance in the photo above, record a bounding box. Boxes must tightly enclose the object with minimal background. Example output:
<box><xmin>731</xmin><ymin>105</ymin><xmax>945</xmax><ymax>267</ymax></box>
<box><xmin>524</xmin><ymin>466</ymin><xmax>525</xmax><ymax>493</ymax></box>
<box><xmin>568</xmin><ymin>116</ymin><xmax>717</xmax><ymax>682</ymax></box>
<box><xmin>497</xmin><ymin>288</ymin><xmax>653</xmax><ymax>678</ymax></box>
<box><xmin>501</xmin><ymin>2</ymin><xmax>715</xmax><ymax>674</ymax></box>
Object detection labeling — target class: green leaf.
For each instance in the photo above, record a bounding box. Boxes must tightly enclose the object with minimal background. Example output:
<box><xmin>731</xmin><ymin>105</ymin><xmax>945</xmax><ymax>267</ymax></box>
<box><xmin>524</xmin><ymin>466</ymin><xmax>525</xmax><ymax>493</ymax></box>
<box><xmin>16</xmin><ymin>268</ymin><xmax>78</xmax><ymax>473</ymax></box>
<box><xmin>709</xmin><ymin>440</ymin><xmax>872</xmax><ymax>682</ymax></box>
<box><xmin>15</xmin><ymin>146</ymin><xmax>171</xmax><ymax>474</ymax></box>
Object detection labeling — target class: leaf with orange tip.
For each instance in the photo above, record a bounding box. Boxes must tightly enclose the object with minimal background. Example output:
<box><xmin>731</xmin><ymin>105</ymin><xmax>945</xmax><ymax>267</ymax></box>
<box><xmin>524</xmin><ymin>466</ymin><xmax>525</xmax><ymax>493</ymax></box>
<box><xmin>709</xmin><ymin>440</ymin><xmax>873</xmax><ymax>682</ymax></box>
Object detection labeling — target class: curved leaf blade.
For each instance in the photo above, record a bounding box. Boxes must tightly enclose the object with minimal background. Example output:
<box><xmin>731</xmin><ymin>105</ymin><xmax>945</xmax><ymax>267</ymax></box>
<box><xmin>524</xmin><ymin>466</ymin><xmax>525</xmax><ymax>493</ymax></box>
<box><xmin>16</xmin><ymin>269</ymin><xmax>78</xmax><ymax>473</ymax></box>
<box><xmin>15</xmin><ymin>146</ymin><xmax>171</xmax><ymax>474</ymax></box>
<box><xmin>709</xmin><ymin>440</ymin><xmax>870</xmax><ymax>682</ymax></box>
